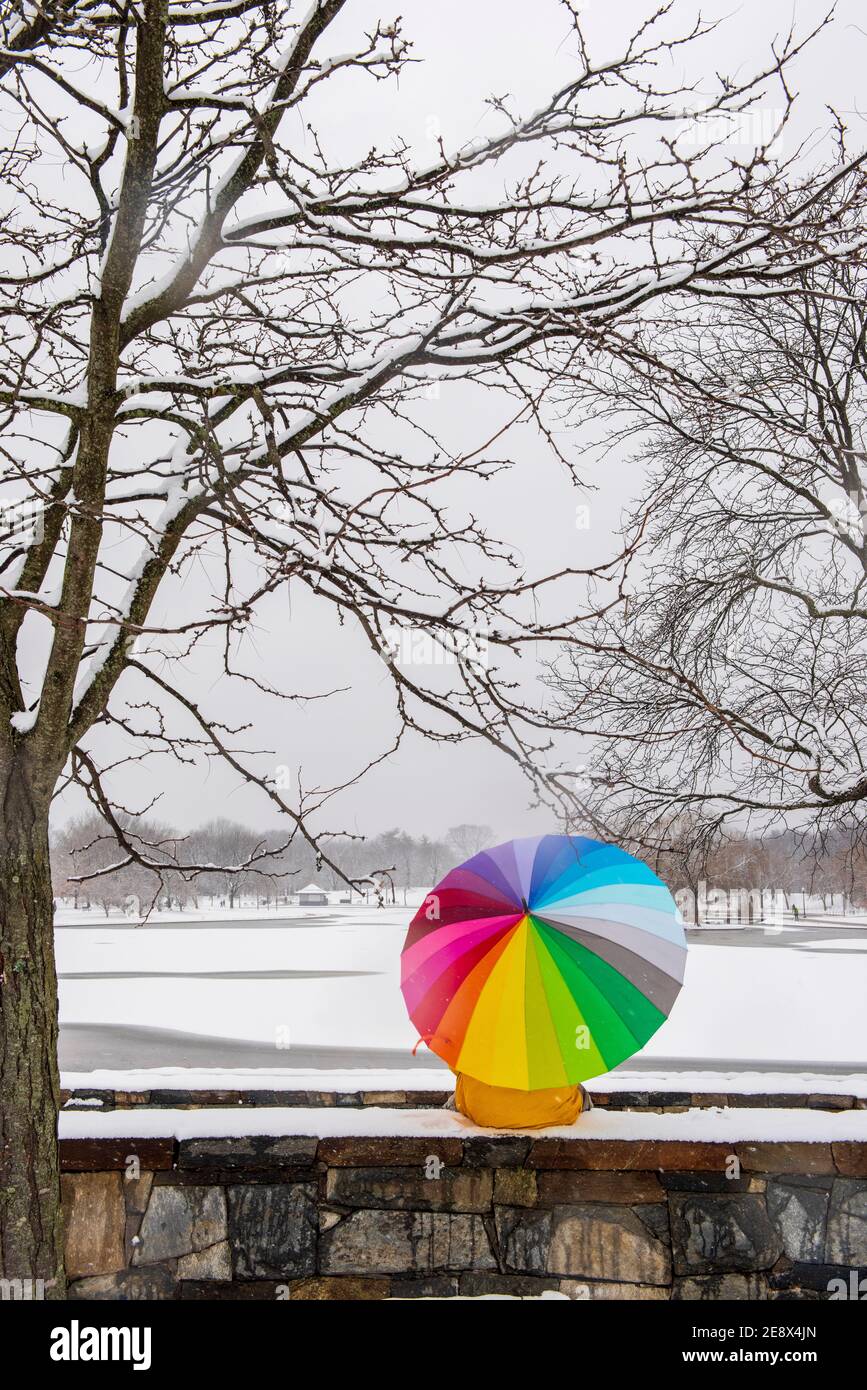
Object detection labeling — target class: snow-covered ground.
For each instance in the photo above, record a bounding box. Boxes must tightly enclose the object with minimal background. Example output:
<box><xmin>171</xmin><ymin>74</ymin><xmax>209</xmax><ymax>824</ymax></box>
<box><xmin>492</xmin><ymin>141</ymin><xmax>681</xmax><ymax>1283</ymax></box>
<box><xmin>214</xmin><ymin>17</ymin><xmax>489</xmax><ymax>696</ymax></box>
<box><xmin>58</xmin><ymin>1103</ymin><xmax>867</xmax><ymax>1143</ymax></box>
<box><xmin>56</xmin><ymin>905</ymin><xmax>867</xmax><ymax>1094</ymax></box>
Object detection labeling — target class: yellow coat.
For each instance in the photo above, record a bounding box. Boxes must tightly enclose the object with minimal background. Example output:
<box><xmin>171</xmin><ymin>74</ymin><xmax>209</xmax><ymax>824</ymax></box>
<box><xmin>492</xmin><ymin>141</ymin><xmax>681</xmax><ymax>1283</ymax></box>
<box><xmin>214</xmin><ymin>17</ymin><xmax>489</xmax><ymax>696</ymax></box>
<box><xmin>453</xmin><ymin>1073</ymin><xmax>585</xmax><ymax>1129</ymax></box>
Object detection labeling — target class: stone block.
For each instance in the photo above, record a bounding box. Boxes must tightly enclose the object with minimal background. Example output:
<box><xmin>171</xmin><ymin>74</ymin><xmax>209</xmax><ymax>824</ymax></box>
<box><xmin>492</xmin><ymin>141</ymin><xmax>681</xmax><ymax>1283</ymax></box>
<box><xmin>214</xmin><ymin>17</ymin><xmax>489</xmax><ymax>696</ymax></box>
<box><xmin>669</xmin><ymin>1194</ymin><xmax>783</xmax><ymax>1275</ymax></box>
<box><xmin>178</xmin><ymin>1281</ymin><xmax>283</xmax><ymax>1300</ymax></box>
<box><xmin>134</xmin><ymin>1185</ymin><xmax>226</xmax><ymax>1264</ymax></box>
<box><xmin>317</xmin><ymin>1137</ymin><xmax>462</xmax><ymax>1167</ymax></box>
<box><xmin>59</xmin><ymin>1138</ymin><xmax>174</xmax><ymax>1171</ymax></box>
<box><xmin>826</xmin><ymin>1178</ymin><xmax>867</xmax><ymax>1264</ymax></box>
<box><xmin>636</xmin><ymin>1203</ymin><xmax>671</xmax><ymax>1247</ymax></box>
<box><xmin>390</xmin><ymin>1276</ymin><xmax>460</xmax><ymax>1299</ymax></box>
<box><xmin>832</xmin><ymin>1143</ymin><xmax>867</xmax><ymax>1177</ymax></box>
<box><xmin>560</xmin><ymin>1279</ymin><xmax>668</xmax><ymax>1300</ymax></box>
<box><xmin>493</xmin><ymin>1169</ymin><xmax>537</xmax><ymax>1207</ymax></box>
<box><xmin>67</xmin><ymin>1267</ymin><xmax>176</xmax><ymax>1300</ymax></box>
<box><xmin>547</xmin><ymin>1204</ymin><xmax>671</xmax><ymax>1285</ymax></box>
<box><xmin>178</xmin><ymin>1136</ymin><xmax>317</xmax><ymax>1170</ymax></box>
<box><xmin>807</xmin><ymin>1094</ymin><xmax>855</xmax><ymax>1110</ymax></box>
<box><xmin>320</xmin><ymin>1209</ymin><xmax>495</xmax><ymax>1274</ymax></box>
<box><xmin>769</xmin><ymin>1288</ymin><xmax>826</xmax><ymax>1301</ymax></box>
<box><xmin>124</xmin><ymin>1172</ymin><xmax>154</xmax><ymax>1215</ymax></box>
<box><xmin>658</xmin><ymin>1171</ymin><xmax>762</xmax><ymax>1194</ymax></box>
<box><xmin>228</xmin><ymin>1184</ymin><xmax>317</xmax><ymax>1279</ymax></box>
<box><xmin>528</xmin><ymin>1139</ymin><xmax>730</xmax><ymax>1171</ymax></box>
<box><xmin>673</xmin><ymin>1274</ymin><xmax>767</xmax><ymax>1300</ymax></box>
<box><xmin>538</xmin><ymin>1170</ymin><xmax>664</xmax><ymax>1205</ymax></box>
<box><xmin>495</xmin><ymin>1207</ymin><xmax>552</xmax><ymax>1273</ymax></box>
<box><xmin>458</xmin><ymin>1273</ymin><xmax>559</xmax><ymax>1298</ymax></box>
<box><xmin>768</xmin><ymin>1259</ymin><xmax>860</xmax><ymax>1294</ymax></box>
<box><xmin>766</xmin><ymin>1180</ymin><xmax>829</xmax><ymax>1263</ymax></box>
<box><xmin>62</xmin><ymin>1092</ymin><xmax>107</xmax><ymax>1110</ymax></box>
<box><xmin>736</xmin><ymin>1143</ymin><xmax>835</xmax><ymax>1175</ymax></box>
<box><xmin>403</xmin><ymin>1091</ymin><xmax>451</xmax><ymax>1109</ymax></box>
<box><xmin>325</xmin><ymin>1165</ymin><xmax>492</xmax><ymax>1212</ymax></box>
<box><xmin>601</xmin><ymin>1092</ymin><xmax>649</xmax><ymax>1108</ymax></box>
<box><xmin>288</xmin><ymin>1276</ymin><xmax>391</xmax><ymax>1300</ymax></box>
<box><xmin>462</xmin><ymin>1136</ymin><xmax>532</xmax><ymax>1168</ymax></box>
<box><xmin>177</xmin><ymin>1241</ymin><xmax>232</xmax><ymax>1280</ymax></box>
<box><xmin>61</xmin><ymin>1173</ymin><xmax>126</xmax><ymax>1279</ymax></box>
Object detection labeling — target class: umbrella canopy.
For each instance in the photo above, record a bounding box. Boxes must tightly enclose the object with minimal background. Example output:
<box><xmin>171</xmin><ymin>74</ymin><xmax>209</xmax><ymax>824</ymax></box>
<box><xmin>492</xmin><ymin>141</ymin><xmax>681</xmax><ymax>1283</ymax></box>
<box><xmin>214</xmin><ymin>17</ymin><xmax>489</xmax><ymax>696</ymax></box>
<box><xmin>401</xmin><ymin>833</ymin><xmax>687</xmax><ymax>1090</ymax></box>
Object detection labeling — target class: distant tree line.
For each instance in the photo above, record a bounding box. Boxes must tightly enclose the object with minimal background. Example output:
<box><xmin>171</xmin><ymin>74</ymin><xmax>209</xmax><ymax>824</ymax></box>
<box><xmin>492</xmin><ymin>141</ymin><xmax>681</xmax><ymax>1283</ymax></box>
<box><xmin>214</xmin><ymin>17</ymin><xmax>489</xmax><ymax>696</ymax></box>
<box><xmin>50</xmin><ymin>818</ymin><xmax>494</xmax><ymax>914</ymax></box>
<box><xmin>632</xmin><ymin>817</ymin><xmax>867</xmax><ymax>921</ymax></box>
<box><xmin>51</xmin><ymin>813</ymin><xmax>867</xmax><ymax>918</ymax></box>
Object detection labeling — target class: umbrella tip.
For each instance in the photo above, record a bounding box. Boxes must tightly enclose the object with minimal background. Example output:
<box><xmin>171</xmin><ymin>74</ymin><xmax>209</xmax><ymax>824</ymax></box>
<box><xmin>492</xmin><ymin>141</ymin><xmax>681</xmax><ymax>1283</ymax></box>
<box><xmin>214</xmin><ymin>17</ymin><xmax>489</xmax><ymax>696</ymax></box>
<box><xmin>520</xmin><ymin>896</ymin><xmax>529</xmax><ymax>914</ymax></box>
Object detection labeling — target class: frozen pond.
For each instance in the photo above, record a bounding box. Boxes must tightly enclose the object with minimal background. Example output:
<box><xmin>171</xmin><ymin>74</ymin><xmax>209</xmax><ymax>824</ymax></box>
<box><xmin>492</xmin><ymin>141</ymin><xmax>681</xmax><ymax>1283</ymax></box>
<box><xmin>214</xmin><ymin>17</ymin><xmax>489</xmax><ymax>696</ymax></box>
<box><xmin>55</xmin><ymin>906</ymin><xmax>867</xmax><ymax>1080</ymax></box>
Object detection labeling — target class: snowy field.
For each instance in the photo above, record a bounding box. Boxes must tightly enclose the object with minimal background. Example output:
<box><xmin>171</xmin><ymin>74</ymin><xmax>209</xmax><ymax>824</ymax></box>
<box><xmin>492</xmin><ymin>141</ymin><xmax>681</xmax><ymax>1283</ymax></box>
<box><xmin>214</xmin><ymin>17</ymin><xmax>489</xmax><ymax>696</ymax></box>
<box><xmin>56</xmin><ymin>904</ymin><xmax>867</xmax><ymax>1096</ymax></box>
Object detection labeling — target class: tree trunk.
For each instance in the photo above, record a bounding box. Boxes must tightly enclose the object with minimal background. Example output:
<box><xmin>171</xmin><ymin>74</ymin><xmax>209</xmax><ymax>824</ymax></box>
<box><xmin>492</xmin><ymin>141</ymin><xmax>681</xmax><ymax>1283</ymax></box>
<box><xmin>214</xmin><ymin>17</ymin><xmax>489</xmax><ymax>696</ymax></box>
<box><xmin>0</xmin><ymin>773</ymin><xmax>64</xmax><ymax>1297</ymax></box>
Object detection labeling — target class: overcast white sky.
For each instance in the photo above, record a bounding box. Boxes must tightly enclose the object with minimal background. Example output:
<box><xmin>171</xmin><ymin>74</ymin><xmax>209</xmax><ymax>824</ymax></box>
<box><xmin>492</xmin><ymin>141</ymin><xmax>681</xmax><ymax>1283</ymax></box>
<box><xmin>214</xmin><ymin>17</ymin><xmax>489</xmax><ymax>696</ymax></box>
<box><xmin>52</xmin><ymin>0</ymin><xmax>867</xmax><ymax>845</ymax></box>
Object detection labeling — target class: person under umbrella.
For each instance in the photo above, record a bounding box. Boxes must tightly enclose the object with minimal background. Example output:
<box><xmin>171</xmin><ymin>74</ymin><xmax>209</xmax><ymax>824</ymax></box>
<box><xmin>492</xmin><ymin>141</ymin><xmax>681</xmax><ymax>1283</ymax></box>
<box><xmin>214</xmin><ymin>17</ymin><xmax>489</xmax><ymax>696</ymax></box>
<box><xmin>402</xmin><ymin>834</ymin><xmax>686</xmax><ymax>1129</ymax></box>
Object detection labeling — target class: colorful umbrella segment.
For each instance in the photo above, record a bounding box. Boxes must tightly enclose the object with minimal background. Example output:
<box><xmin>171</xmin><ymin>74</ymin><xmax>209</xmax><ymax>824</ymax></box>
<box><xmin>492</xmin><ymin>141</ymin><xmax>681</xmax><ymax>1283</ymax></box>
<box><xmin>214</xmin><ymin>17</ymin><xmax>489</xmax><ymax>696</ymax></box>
<box><xmin>401</xmin><ymin>834</ymin><xmax>687</xmax><ymax>1090</ymax></box>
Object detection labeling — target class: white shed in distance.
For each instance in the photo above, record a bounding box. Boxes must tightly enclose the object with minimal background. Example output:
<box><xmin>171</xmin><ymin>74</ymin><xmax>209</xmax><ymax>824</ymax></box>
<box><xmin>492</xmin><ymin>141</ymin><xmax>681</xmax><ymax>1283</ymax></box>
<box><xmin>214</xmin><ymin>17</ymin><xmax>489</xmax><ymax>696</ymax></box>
<box><xmin>297</xmin><ymin>882</ymin><xmax>329</xmax><ymax>906</ymax></box>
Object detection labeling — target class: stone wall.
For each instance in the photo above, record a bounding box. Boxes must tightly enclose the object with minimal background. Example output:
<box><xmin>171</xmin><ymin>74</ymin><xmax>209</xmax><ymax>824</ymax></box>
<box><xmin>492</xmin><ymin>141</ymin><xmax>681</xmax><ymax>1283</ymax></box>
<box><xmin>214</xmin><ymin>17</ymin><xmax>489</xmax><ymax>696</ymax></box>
<box><xmin>59</xmin><ymin>1130</ymin><xmax>867</xmax><ymax>1300</ymax></box>
<box><xmin>61</xmin><ymin>1086</ymin><xmax>867</xmax><ymax>1111</ymax></box>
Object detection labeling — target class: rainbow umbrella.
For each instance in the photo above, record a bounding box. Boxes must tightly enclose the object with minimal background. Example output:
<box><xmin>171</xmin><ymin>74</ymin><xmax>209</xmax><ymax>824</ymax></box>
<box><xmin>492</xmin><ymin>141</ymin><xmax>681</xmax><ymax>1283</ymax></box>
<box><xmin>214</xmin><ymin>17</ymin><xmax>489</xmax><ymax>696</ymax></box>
<box><xmin>401</xmin><ymin>834</ymin><xmax>687</xmax><ymax>1089</ymax></box>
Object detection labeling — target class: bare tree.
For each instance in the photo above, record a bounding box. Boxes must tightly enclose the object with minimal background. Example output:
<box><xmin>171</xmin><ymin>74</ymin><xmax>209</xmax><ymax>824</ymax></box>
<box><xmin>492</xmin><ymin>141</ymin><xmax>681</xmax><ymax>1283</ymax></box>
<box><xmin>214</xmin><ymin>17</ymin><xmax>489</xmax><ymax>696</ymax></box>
<box><xmin>446</xmin><ymin>823</ymin><xmax>494</xmax><ymax>860</ymax></box>
<box><xmin>550</xmin><ymin>173</ymin><xmax>867</xmax><ymax>866</ymax></box>
<box><xmin>183</xmin><ymin>818</ymin><xmax>277</xmax><ymax>908</ymax></box>
<box><xmin>0</xmin><ymin>0</ymin><xmax>861</xmax><ymax>1288</ymax></box>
